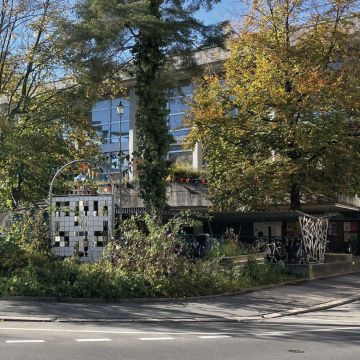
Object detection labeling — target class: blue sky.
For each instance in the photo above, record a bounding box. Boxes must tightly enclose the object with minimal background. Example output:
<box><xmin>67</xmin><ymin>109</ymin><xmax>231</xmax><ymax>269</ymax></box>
<box><xmin>195</xmin><ymin>0</ymin><xmax>244</xmax><ymax>24</ymax></box>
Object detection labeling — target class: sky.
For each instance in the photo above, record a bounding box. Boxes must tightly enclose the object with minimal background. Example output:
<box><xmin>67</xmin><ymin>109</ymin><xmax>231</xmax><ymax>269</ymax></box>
<box><xmin>195</xmin><ymin>0</ymin><xmax>245</xmax><ymax>25</ymax></box>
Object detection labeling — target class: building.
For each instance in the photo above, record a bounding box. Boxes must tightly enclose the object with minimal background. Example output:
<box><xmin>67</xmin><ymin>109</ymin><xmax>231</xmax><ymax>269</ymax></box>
<box><xmin>91</xmin><ymin>47</ymin><xmax>228</xmax><ymax>175</ymax></box>
<box><xmin>89</xmin><ymin>47</ymin><xmax>360</xmax><ymax>256</ymax></box>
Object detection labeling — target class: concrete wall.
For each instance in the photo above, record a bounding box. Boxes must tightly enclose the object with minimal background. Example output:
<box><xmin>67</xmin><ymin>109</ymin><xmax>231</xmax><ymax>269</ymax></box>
<box><xmin>286</xmin><ymin>254</ymin><xmax>360</xmax><ymax>279</ymax></box>
<box><xmin>120</xmin><ymin>183</ymin><xmax>211</xmax><ymax>209</ymax></box>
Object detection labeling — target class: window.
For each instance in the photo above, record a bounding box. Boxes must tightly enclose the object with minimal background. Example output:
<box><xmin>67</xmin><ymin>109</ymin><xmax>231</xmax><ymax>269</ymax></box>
<box><xmin>92</xmin><ymin>109</ymin><xmax>110</xmax><ymax>126</ymax></box>
<box><xmin>110</xmin><ymin>122</ymin><xmax>130</xmax><ymax>136</ymax></box>
<box><xmin>92</xmin><ymin>97</ymin><xmax>131</xmax><ymax>173</ymax></box>
<box><xmin>93</xmin><ymin>100</ymin><xmax>110</xmax><ymax>111</ymax></box>
<box><xmin>170</xmin><ymin>128</ymin><xmax>190</xmax><ymax>138</ymax></box>
<box><xmin>94</xmin><ymin>123</ymin><xmax>110</xmax><ymax>140</ymax></box>
<box><xmin>167</xmin><ymin>85</ymin><xmax>193</xmax><ymax>165</ymax></box>
<box><xmin>169</xmin><ymin>97</ymin><xmax>189</xmax><ymax>114</ymax></box>
<box><xmin>110</xmin><ymin>135</ymin><xmax>129</xmax><ymax>150</ymax></box>
<box><xmin>344</xmin><ymin>222</ymin><xmax>358</xmax><ymax>242</ymax></box>
<box><xmin>169</xmin><ymin>114</ymin><xmax>184</xmax><ymax>129</ymax></box>
<box><xmin>92</xmin><ymin>98</ymin><xmax>130</xmax><ymax>147</ymax></box>
<box><xmin>328</xmin><ymin>222</ymin><xmax>338</xmax><ymax>236</ymax></box>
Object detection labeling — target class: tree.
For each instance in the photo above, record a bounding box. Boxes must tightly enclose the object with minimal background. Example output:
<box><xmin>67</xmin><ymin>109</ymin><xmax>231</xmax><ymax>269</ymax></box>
<box><xmin>0</xmin><ymin>0</ymin><xmax>100</xmax><ymax>210</ymax></box>
<box><xmin>66</xmin><ymin>0</ymin><xmax>225</xmax><ymax>215</ymax></box>
<box><xmin>187</xmin><ymin>0</ymin><xmax>360</xmax><ymax>211</ymax></box>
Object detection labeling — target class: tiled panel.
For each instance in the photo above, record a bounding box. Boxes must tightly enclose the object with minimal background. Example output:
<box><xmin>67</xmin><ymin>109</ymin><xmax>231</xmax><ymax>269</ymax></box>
<box><xmin>51</xmin><ymin>194</ymin><xmax>113</xmax><ymax>262</ymax></box>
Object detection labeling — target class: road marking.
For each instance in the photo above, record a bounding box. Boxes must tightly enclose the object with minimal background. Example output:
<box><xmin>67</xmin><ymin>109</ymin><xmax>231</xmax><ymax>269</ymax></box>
<box><xmin>6</xmin><ymin>340</ymin><xmax>45</xmax><ymax>344</ymax></box>
<box><xmin>258</xmin><ymin>331</ymin><xmax>288</xmax><ymax>336</ymax></box>
<box><xmin>76</xmin><ymin>338</ymin><xmax>111</xmax><ymax>342</ymax></box>
<box><xmin>139</xmin><ymin>337</ymin><xmax>174</xmax><ymax>341</ymax></box>
<box><xmin>199</xmin><ymin>335</ymin><xmax>231</xmax><ymax>339</ymax></box>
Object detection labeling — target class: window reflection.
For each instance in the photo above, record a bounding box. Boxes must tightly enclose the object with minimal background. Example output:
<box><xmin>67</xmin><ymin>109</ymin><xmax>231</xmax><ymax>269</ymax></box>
<box><xmin>94</xmin><ymin>124</ymin><xmax>110</xmax><ymax>139</ymax></box>
<box><xmin>111</xmin><ymin>121</ymin><xmax>130</xmax><ymax>134</ymax></box>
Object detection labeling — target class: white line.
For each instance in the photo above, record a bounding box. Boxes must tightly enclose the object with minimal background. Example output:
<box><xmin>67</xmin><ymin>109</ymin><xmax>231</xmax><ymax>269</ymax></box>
<box><xmin>139</xmin><ymin>337</ymin><xmax>174</xmax><ymax>341</ymax></box>
<box><xmin>199</xmin><ymin>335</ymin><xmax>231</xmax><ymax>339</ymax></box>
<box><xmin>76</xmin><ymin>338</ymin><xmax>111</xmax><ymax>342</ymax></box>
<box><xmin>6</xmin><ymin>340</ymin><xmax>45</xmax><ymax>344</ymax></box>
<box><xmin>258</xmin><ymin>331</ymin><xmax>288</xmax><ymax>336</ymax></box>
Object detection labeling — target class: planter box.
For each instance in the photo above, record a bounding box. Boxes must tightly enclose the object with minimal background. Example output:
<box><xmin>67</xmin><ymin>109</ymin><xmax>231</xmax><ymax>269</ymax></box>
<box><xmin>285</xmin><ymin>253</ymin><xmax>360</xmax><ymax>279</ymax></box>
<box><xmin>219</xmin><ymin>254</ymin><xmax>266</xmax><ymax>268</ymax></box>
<box><xmin>324</xmin><ymin>253</ymin><xmax>353</xmax><ymax>263</ymax></box>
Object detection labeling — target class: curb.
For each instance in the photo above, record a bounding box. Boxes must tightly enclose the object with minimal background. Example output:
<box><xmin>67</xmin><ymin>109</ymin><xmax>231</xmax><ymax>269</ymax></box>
<box><xmin>262</xmin><ymin>292</ymin><xmax>360</xmax><ymax>319</ymax></box>
<box><xmin>54</xmin><ymin>316</ymin><xmax>259</xmax><ymax>324</ymax></box>
<box><xmin>0</xmin><ymin>274</ymin><xmax>359</xmax><ymax>323</ymax></box>
<box><xmin>0</xmin><ymin>316</ymin><xmax>54</xmax><ymax>322</ymax></box>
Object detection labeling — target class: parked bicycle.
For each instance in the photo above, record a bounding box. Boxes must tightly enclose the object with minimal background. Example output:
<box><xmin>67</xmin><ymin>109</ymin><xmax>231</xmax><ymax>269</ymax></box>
<box><xmin>254</xmin><ymin>236</ymin><xmax>308</xmax><ymax>264</ymax></box>
<box><xmin>347</xmin><ymin>238</ymin><xmax>360</xmax><ymax>256</ymax></box>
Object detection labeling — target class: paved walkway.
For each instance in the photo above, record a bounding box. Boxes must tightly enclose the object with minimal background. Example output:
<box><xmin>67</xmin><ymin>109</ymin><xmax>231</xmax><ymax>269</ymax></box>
<box><xmin>0</xmin><ymin>274</ymin><xmax>359</xmax><ymax>322</ymax></box>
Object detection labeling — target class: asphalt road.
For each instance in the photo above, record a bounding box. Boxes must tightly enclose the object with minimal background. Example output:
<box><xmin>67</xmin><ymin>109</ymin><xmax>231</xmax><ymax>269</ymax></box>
<box><xmin>0</xmin><ymin>301</ymin><xmax>359</xmax><ymax>360</ymax></box>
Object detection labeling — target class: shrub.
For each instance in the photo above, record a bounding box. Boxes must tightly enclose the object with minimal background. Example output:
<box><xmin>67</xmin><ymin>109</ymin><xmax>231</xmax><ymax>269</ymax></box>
<box><xmin>169</xmin><ymin>163</ymin><xmax>205</xmax><ymax>179</ymax></box>
<box><xmin>0</xmin><ymin>211</ymin><xmax>290</xmax><ymax>299</ymax></box>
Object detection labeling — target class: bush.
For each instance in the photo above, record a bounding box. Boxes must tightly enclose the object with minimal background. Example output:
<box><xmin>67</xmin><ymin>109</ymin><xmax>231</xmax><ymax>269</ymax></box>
<box><xmin>207</xmin><ymin>228</ymin><xmax>260</xmax><ymax>258</ymax></box>
<box><xmin>0</xmin><ymin>211</ymin><xmax>290</xmax><ymax>299</ymax></box>
<box><xmin>169</xmin><ymin>163</ymin><xmax>205</xmax><ymax>179</ymax></box>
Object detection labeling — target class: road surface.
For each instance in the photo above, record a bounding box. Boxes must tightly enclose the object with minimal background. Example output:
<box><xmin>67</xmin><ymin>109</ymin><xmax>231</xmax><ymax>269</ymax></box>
<box><xmin>0</xmin><ymin>300</ymin><xmax>359</xmax><ymax>360</ymax></box>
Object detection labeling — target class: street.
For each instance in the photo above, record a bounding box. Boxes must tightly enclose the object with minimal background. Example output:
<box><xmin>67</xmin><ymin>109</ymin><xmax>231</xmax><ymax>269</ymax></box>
<box><xmin>0</xmin><ymin>301</ymin><xmax>359</xmax><ymax>360</ymax></box>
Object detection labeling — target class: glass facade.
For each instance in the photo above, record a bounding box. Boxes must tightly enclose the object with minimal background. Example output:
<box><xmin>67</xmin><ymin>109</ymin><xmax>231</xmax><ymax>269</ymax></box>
<box><xmin>167</xmin><ymin>85</ymin><xmax>193</xmax><ymax>165</ymax></box>
<box><xmin>92</xmin><ymin>98</ymin><xmax>130</xmax><ymax>172</ymax></box>
<box><xmin>91</xmin><ymin>85</ymin><xmax>194</xmax><ymax>170</ymax></box>
<box><xmin>92</xmin><ymin>98</ymin><xmax>130</xmax><ymax>149</ymax></box>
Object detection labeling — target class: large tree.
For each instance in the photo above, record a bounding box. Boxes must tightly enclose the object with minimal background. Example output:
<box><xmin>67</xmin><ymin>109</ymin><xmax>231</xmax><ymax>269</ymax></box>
<box><xmin>187</xmin><ymin>0</ymin><xmax>360</xmax><ymax>211</ymax></box>
<box><xmin>0</xmin><ymin>0</ymin><xmax>100</xmax><ymax>210</ymax></box>
<box><xmin>66</xmin><ymin>0</ymin><xmax>225</xmax><ymax>215</ymax></box>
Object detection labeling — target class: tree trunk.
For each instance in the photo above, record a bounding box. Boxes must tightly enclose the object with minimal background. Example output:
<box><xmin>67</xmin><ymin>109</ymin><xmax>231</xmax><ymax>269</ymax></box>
<box><xmin>290</xmin><ymin>184</ymin><xmax>301</xmax><ymax>210</ymax></box>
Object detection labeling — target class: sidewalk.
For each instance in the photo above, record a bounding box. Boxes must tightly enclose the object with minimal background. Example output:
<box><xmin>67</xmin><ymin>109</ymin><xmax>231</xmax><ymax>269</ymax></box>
<box><xmin>0</xmin><ymin>273</ymin><xmax>359</xmax><ymax>322</ymax></box>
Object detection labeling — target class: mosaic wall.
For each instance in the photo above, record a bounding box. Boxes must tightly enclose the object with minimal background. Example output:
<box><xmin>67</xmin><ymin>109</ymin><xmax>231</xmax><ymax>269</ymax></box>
<box><xmin>51</xmin><ymin>194</ymin><xmax>114</xmax><ymax>262</ymax></box>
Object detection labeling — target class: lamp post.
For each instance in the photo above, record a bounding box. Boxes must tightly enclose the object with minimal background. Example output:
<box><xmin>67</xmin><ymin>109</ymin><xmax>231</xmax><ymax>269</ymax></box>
<box><xmin>116</xmin><ymin>100</ymin><xmax>124</xmax><ymax>234</ymax></box>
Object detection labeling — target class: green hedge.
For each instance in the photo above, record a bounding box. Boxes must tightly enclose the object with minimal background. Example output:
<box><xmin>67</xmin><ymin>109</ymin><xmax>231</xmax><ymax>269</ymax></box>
<box><xmin>0</xmin><ymin>211</ymin><xmax>289</xmax><ymax>300</ymax></box>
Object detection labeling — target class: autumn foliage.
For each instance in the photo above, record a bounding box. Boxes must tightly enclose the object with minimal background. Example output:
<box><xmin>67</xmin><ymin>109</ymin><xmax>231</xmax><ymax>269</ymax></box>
<box><xmin>187</xmin><ymin>0</ymin><xmax>360</xmax><ymax>210</ymax></box>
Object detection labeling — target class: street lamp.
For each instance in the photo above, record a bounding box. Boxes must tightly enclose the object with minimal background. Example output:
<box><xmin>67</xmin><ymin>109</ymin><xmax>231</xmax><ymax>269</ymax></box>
<box><xmin>116</xmin><ymin>100</ymin><xmax>124</xmax><ymax>117</ymax></box>
<box><xmin>116</xmin><ymin>100</ymin><xmax>124</xmax><ymax>235</ymax></box>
